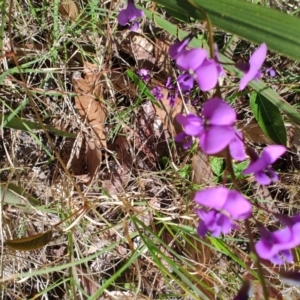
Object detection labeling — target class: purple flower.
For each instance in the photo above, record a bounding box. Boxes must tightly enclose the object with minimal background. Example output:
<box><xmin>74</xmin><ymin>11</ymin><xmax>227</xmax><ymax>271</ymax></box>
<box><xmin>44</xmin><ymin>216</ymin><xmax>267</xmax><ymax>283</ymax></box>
<box><xmin>151</xmin><ymin>86</ymin><xmax>163</xmax><ymax>100</ymax></box>
<box><xmin>255</xmin><ymin>225</ymin><xmax>300</xmax><ymax>265</ymax></box>
<box><xmin>175</xmin><ymin>48</ymin><xmax>221</xmax><ymax>91</ymax></box>
<box><xmin>175</xmin><ymin>98</ymin><xmax>246</xmax><ymax>159</ymax></box>
<box><xmin>176</xmin><ymin>114</ymin><xmax>204</xmax><ymax>136</ymax></box>
<box><xmin>242</xmin><ymin>145</ymin><xmax>286</xmax><ymax>185</ymax></box>
<box><xmin>237</xmin><ymin>43</ymin><xmax>267</xmax><ymax>90</ymax></box>
<box><xmin>196</xmin><ymin>209</ymin><xmax>236</xmax><ymax>237</ymax></box>
<box><xmin>200</xmin><ymin>98</ymin><xmax>245</xmax><ymax>159</ymax></box>
<box><xmin>117</xmin><ymin>0</ymin><xmax>144</xmax><ymax>31</ymax></box>
<box><xmin>174</xmin><ymin>132</ymin><xmax>193</xmax><ymax>149</ymax></box>
<box><xmin>177</xmin><ymin>73</ymin><xmax>195</xmax><ymax>91</ymax></box>
<box><xmin>137</xmin><ymin>68</ymin><xmax>150</xmax><ymax>81</ymax></box>
<box><xmin>167</xmin><ymin>90</ymin><xmax>178</xmax><ymax>106</ymax></box>
<box><xmin>266</xmin><ymin>67</ymin><xmax>276</xmax><ymax>77</ymax></box>
<box><xmin>194</xmin><ymin>187</ymin><xmax>252</xmax><ymax>237</ymax></box>
<box><xmin>229</xmin><ymin>129</ymin><xmax>246</xmax><ymax>161</ymax></box>
<box><xmin>168</xmin><ymin>34</ymin><xmax>194</xmax><ymax>60</ymax></box>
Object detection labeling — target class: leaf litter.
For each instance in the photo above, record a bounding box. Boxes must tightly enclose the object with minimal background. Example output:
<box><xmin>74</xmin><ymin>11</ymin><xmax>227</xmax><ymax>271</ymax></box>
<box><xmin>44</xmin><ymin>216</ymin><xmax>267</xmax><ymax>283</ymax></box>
<box><xmin>1</xmin><ymin>1</ymin><xmax>300</xmax><ymax>299</ymax></box>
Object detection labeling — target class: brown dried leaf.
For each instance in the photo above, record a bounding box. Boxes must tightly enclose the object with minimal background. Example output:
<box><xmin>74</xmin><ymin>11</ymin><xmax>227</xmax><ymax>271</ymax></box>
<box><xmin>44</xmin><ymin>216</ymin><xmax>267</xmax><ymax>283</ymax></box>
<box><xmin>59</xmin><ymin>0</ymin><xmax>80</xmax><ymax>21</ymax></box>
<box><xmin>154</xmin><ymin>36</ymin><xmax>174</xmax><ymax>78</ymax></box>
<box><xmin>115</xmin><ymin>31</ymin><xmax>155</xmax><ymax>69</ymax></box>
<box><xmin>76</xmin><ymin>267</ymin><xmax>99</xmax><ymax>296</ymax></box>
<box><xmin>72</xmin><ymin>62</ymin><xmax>106</xmax><ymax>180</ymax></box>
<box><xmin>238</xmin><ymin>119</ymin><xmax>272</xmax><ymax>144</ymax></box>
<box><xmin>86</xmin><ymin>136</ymin><xmax>102</xmax><ymax>181</ymax></box>
<box><xmin>192</xmin><ymin>150</ymin><xmax>213</xmax><ymax>185</ymax></box>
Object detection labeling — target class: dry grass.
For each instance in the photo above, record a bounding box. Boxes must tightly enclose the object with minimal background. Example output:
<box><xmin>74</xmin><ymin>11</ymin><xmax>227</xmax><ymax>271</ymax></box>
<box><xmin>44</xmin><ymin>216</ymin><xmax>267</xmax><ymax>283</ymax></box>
<box><xmin>0</xmin><ymin>0</ymin><xmax>300</xmax><ymax>299</ymax></box>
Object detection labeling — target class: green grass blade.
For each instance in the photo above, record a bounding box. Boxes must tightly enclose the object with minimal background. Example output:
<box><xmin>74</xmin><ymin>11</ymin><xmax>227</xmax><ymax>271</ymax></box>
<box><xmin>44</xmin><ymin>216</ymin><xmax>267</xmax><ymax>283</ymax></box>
<box><xmin>0</xmin><ymin>114</ymin><xmax>76</xmax><ymax>138</ymax></box>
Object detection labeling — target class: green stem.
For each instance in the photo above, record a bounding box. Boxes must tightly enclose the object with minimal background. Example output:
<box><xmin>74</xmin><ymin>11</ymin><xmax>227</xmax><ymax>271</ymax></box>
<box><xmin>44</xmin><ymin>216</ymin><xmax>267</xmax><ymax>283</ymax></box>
<box><xmin>225</xmin><ymin>146</ymin><xmax>269</xmax><ymax>299</ymax></box>
<box><xmin>245</xmin><ymin>219</ymin><xmax>269</xmax><ymax>299</ymax></box>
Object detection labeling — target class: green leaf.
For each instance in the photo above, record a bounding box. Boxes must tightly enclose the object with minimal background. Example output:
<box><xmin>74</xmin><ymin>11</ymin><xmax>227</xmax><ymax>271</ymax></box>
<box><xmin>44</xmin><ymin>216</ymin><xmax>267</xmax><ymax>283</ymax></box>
<box><xmin>125</xmin><ymin>69</ymin><xmax>160</xmax><ymax>106</ymax></box>
<box><xmin>210</xmin><ymin>157</ymin><xmax>223</xmax><ymax>177</ymax></box>
<box><xmin>0</xmin><ymin>114</ymin><xmax>76</xmax><ymax>138</ymax></box>
<box><xmin>250</xmin><ymin>92</ymin><xmax>287</xmax><ymax>145</ymax></box>
<box><xmin>152</xmin><ymin>0</ymin><xmax>300</xmax><ymax>61</ymax></box>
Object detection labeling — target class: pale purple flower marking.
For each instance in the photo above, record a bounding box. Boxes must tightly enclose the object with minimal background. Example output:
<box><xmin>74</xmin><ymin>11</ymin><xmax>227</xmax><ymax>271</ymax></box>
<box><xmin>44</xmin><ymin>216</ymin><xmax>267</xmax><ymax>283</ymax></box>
<box><xmin>117</xmin><ymin>0</ymin><xmax>144</xmax><ymax>31</ymax></box>
<box><xmin>151</xmin><ymin>86</ymin><xmax>163</xmax><ymax>100</ymax></box>
<box><xmin>137</xmin><ymin>68</ymin><xmax>150</xmax><ymax>82</ymax></box>
<box><xmin>194</xmin><ymin>187</ymin><xmax>252</xmax><ymax>237</ymax></box>
<box><xmin>242</xmin><ymin>145</ymin><xmax>286</xmax><ymax>185</ymax></box>
<box><xmin>255</xmin><ymin>225</ymin><xmax>300</xmax><ymax>265</ymax></box>
<box><xmin>238</xmin><ymin>43</ymin><xmax>267</xmax><ymax>90</ymax></box>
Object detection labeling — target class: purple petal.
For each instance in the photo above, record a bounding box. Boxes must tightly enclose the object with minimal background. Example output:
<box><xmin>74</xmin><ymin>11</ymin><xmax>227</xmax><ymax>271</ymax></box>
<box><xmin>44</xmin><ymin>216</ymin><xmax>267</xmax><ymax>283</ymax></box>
<box><xmin>202</xmin><ymin>98</ymin><xmax>236</xmax><ymax>125</ymax></box>
<box><xmin>260</xmin><ymin>145</ymin><xmax>286</xmax><ymax>165</ymax></box>
<box><xmin>222</xmin><ymin>190</ymin><xmax>252</xmax><ymax>219</ymax></box>
<box><xmin>130</xmin><ymin>21</ymin><xmax>139</xmax><ymax>31</ymax></box>
<box><xmin>281</xmin><ymin>249</ymin><xmax>294</xmax><ymax>263</ymax></box>
<box><xmin>249</xmin><ymin>43</ymin><xmax>267</xmax><ymax>70</ymax></box>
<box><xmin>216</xmin><ymin>214</ymin><xmax>233</xmax><ymax>235</ymax></box>
<box><xmin>239</xmin><ymin>68</ymin><xmax>260</xmax><ymax>90</ymax></box>
<box><xmin>197</xmin><ymin>220</ymin><xmax>209</xmax><ymax>237</ymax></box>
<box><xmin>117</xmin><ymin>9</ymin><xmax>131</xmax><ymax>26</ymax></box>
<box><xmin>175</xmin><ymin>131</ymin><xmax>187</xmax><ymax>142</ymax></box>
<box><xmin>177</xmin><ymin>73</ymin><xmax>195</xmax><ymax>91</ymax></box>
<box><xmin>195</xmin><ymin>59</ymin><xmax>219</xmax><ymax>91</ymax></box>
<box><xmin>194</xmin><ymin>187</ymin><xmax>228</xmax><ymax>209</ymax></box>
<box><xmin>267</xmin><ymin>68</ymin><xmax>276</xmax><ymax>77</ymax></box>
<box><xmin>165</xmin><ymin>77</ymin><xmax>173</xmax><ymax>89</ymax></box>
<box><xmin>117</xmin><ymin>1</ymin><xmax>144</xmax><ymax>25</ymax></box>
<box><xmin>254</xmin><ymin>170</ymin><xmax>272</xmax><ymax>185</ymax></box>
<box><xmin>242</xmin><ymin>154</ymin><xmax>267</xmax><ymax>174</ymax></box>
<box><xmin>183</xmin><ymin>138</ymin><xmax>193</xmax><ymax>149</ymax></box>
<box><xmin>239</xmin><ymin>43</ymin><xmax>267</xmax><ymax>90</ymax></box>
<box><xmin>169</xmin><ymin>35</ymin><xmax>193</xmax><ymax>59</ymax></box>
<box><xmin>266</xmin><ymin>167</ymin><xmax>279</xmax><ymax>182</ymax></box>
<box><xmin>200</xmin><ymin>125</ymin><xmax>235</xmax><ymax>154</ymax></box>
<box><xmin>229</xmin><ymin>131</ymin><xmax>246</xmax><ymax>161</ymax></box>
<box><xmin>270</xmin><ymin>254</ymin><xmax>285</xmax><ymax>265</ymax></box>
<box><xmin>176</xmin><ymin>114</ymin><xmax>203</xmax><ymax>136</ymax></box>
<box><xmin>176</xmin><ymin>48</ymin><xmax>207</xmax><ymax>71</ymax></box>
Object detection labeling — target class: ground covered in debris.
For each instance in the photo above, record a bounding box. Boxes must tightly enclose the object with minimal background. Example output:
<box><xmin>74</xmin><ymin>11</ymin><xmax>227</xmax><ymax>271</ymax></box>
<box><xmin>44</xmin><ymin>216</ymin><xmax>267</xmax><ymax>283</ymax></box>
<box><xmin>0</xmin><ymin>0</ymin><xmax>300</xmax><ymax>299</ymax></box>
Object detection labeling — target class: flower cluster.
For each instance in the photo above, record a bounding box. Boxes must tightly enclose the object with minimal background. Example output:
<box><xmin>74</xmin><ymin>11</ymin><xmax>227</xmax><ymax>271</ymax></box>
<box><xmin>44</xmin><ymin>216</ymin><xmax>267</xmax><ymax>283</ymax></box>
<box><xmin>117</xmin><ymin>1</ymin><xmax>293</xmax><ymax>268</ymax></box>
<box><xmin>168</xmin><ymin>35</ymin><xmax>291</xmax><ymax>265</ymax></box>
